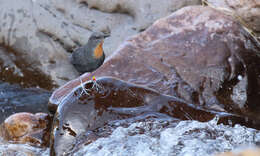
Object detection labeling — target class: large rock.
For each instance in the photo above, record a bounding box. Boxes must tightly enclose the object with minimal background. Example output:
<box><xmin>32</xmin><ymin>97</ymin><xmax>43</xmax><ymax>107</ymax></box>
<box><xmin>0</xmin><ymin>0</ymin><xmax>200</xmax><ymax>89</ymax></box>
<box><xmin>50</xmin><ymin>6</ymin><xmax>260</xmax><ymax>119</ymax></box>
<box><xmin>48</xmin><ymin>5</ymin><xmax>260</xmax><ymax>155</ymax></box>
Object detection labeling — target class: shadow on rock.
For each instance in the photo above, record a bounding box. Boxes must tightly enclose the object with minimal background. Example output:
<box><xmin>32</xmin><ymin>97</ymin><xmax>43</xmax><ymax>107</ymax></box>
<box><xmin>0</xmin><ymin>46</ymin><xmax>56</xmax><ymax>90</ymax></box>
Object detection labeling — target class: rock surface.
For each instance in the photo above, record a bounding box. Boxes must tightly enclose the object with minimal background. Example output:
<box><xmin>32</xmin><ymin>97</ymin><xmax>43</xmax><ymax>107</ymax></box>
<box><xmin>0</xmin><ymin>0</ymin><xmax>200</xmax><ymax>88</ymax></box>
<box><xmin>206</xmin><ymin>0</ymin><xmax>260</xmax><ymax>33</ymax></box>
<box><xmin>50</xmin><ymin>6</ymin><xmax>260</xmax><ymax>119</ymax></box>
<box><xmin>206</xmin><ymin>0</ymin><xmax>260</xmax><ymax>41</ymax></box>
<box><xmin>0</xmin><ymin>112</ymin><xmax>51</xmax><ymax>147</ymax></box>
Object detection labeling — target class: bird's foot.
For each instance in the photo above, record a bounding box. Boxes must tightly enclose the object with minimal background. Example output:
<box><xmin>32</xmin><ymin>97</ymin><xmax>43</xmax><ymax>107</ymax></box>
<box><xmin>91</xmin><ymin>76</ymin><xmax>103</xmax><ymax>92</ymax></box>
<box><xmin>79</xmin><ymin>77</ymin><xmax>90</xmax><ymax>96</ymax></box>
<box><xmin>79</xmin><ymin>76</ymin><xmax>103</xmax><ymax>97</ymax></box>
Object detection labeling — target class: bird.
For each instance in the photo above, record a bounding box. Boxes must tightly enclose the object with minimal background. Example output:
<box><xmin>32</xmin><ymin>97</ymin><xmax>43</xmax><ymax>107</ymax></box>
<box><xmin>70</xmin><ymin>32</ymin><xmax>109</xmax><ymax>74</ymax></box>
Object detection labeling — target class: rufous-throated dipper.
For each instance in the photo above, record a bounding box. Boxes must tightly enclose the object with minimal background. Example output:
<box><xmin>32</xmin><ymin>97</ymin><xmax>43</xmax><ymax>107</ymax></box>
<box><xmin>70</xmin><ymin>32</ymin><xmax>109</xmax><ymax>74</ymax></box>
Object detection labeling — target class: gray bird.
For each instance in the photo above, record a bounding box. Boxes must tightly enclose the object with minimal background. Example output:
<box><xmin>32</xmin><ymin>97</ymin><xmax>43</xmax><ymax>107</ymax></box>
<box><xmin>70</xmin><ymin>32</ymin><xmax>109</xmax><ymax>74</ymax></box>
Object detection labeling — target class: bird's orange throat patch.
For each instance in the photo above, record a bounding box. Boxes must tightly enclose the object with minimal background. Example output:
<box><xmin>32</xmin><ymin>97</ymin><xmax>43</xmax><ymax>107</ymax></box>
<box><xmin>94</xmin><ymin>41</ymin><xmax>104</xmax><ymax>59</ymax></box>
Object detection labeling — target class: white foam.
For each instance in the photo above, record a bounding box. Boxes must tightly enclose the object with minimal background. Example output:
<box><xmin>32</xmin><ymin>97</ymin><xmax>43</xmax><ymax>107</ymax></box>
<box><xmin>75</xmin><ymin>117</ymin><xmax>260</xmax><ymax>156</ymax></box>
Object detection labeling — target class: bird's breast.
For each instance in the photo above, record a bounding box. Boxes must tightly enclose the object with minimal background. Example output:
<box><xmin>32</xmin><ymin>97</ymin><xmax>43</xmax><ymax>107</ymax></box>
<box><xmin>93</xmin><ymin>41</ymin><xmax>104</xmax><ymax>59</ymax></box>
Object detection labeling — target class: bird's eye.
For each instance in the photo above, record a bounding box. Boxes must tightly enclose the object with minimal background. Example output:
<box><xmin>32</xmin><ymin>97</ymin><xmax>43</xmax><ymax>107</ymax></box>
<box><xmin>94</xmin><ymin>36</ymin><xmax>100</xmax><ymax>40</ymax></box>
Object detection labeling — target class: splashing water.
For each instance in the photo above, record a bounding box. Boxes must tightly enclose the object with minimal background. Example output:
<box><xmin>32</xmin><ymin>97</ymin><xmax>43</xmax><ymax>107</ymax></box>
<box><xmin>74</xmin><ymin>117</ymin><xmax>260</xmax><ymax>156</ymax></box>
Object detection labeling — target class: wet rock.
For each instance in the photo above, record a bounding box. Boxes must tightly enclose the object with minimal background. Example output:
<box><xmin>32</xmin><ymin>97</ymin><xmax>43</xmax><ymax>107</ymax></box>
<box><xmin>49</xmin><ymin>77</ymin><xmax>260</xmax><ymax>155</ymax></box>
<box><xmin>50</xmin><ymin>6</ymin><xmax>260</xmax><ymax>119</ymax></box>
<box><xmin>49</xmin><ymin>77</ymin><xmax>208</xmax><ymax>155</ymax></box>
<box><xmin>0</xmin><ymin>82</ymin><xmax>51</xmax><ymax>123</ymax></box>
<box><xmin>0</xmin><ymin>0</ymin><xmax>200</xmax><ymax>88</ymax></box>
<box><xmin>0</xmin><ymin>112</ymin><xmax>51</xmax><ymax>147</ymax></box>
<box><xmin>206</xmin><ymin>0</ymin><xmax>260</xmax><ymax>35</ymax></box>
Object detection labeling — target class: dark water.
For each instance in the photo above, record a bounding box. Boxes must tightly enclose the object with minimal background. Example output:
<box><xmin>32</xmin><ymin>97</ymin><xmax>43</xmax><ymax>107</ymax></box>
<box><xmin>0</xmin><ymin>81</ymin><xmax>51</xmax><ymax>123</ymax></box>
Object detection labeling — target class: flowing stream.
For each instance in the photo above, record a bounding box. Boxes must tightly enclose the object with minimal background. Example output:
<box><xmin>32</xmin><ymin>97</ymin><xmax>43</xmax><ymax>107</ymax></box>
<box><xmin>1</xmin><ymin>116</ymin><xmax>260</xmax><ymax>156</ymax></box>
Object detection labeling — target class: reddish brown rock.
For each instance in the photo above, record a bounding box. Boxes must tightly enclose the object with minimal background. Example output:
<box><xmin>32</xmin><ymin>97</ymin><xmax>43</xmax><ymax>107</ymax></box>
<box><xmin>0</xmin><ymin>112</ymin><xmax>51</xmax><ymax>147</ymax></box>
<box><xmin>50</xmin><ymin>6</ymin><xmax>260</xmax><ymax>118</ymax></box>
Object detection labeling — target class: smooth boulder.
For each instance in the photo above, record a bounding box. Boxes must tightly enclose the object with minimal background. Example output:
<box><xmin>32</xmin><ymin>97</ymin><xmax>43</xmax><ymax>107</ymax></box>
<box><xmin>50</xmin><ymin>6</ymin><xmax>260</xmax><ymax>119</ymax></box>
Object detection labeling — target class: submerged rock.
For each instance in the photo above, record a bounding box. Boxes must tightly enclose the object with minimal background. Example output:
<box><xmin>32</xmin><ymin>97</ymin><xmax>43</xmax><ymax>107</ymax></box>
<box><xmin>0</xmin><ymin>112</ymin><xmax>51</xmax><ymax>147</ymax></box>
<box><xmin>51</xmin><ymin>6</ymin><xmax>260</xmax><ymax>119</ymax></box>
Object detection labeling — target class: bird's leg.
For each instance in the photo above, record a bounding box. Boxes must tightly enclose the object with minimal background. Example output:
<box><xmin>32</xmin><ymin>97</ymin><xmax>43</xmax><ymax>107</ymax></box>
<box><xmin>79</xmin><ymin>76</ymin><xmax>90</xmax><ymax>96</ymax></box>
<box><xmin>91</xmin><ymin>76</ymin><xmax>103</xmax><ymax>91</ymax></box>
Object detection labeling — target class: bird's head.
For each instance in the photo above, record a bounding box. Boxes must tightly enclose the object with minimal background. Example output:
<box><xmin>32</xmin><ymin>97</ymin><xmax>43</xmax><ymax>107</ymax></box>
<box><xmin>88</xmin><ymin>32</ymin><xmax>110</xmax><ymax>59</ymax></box>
